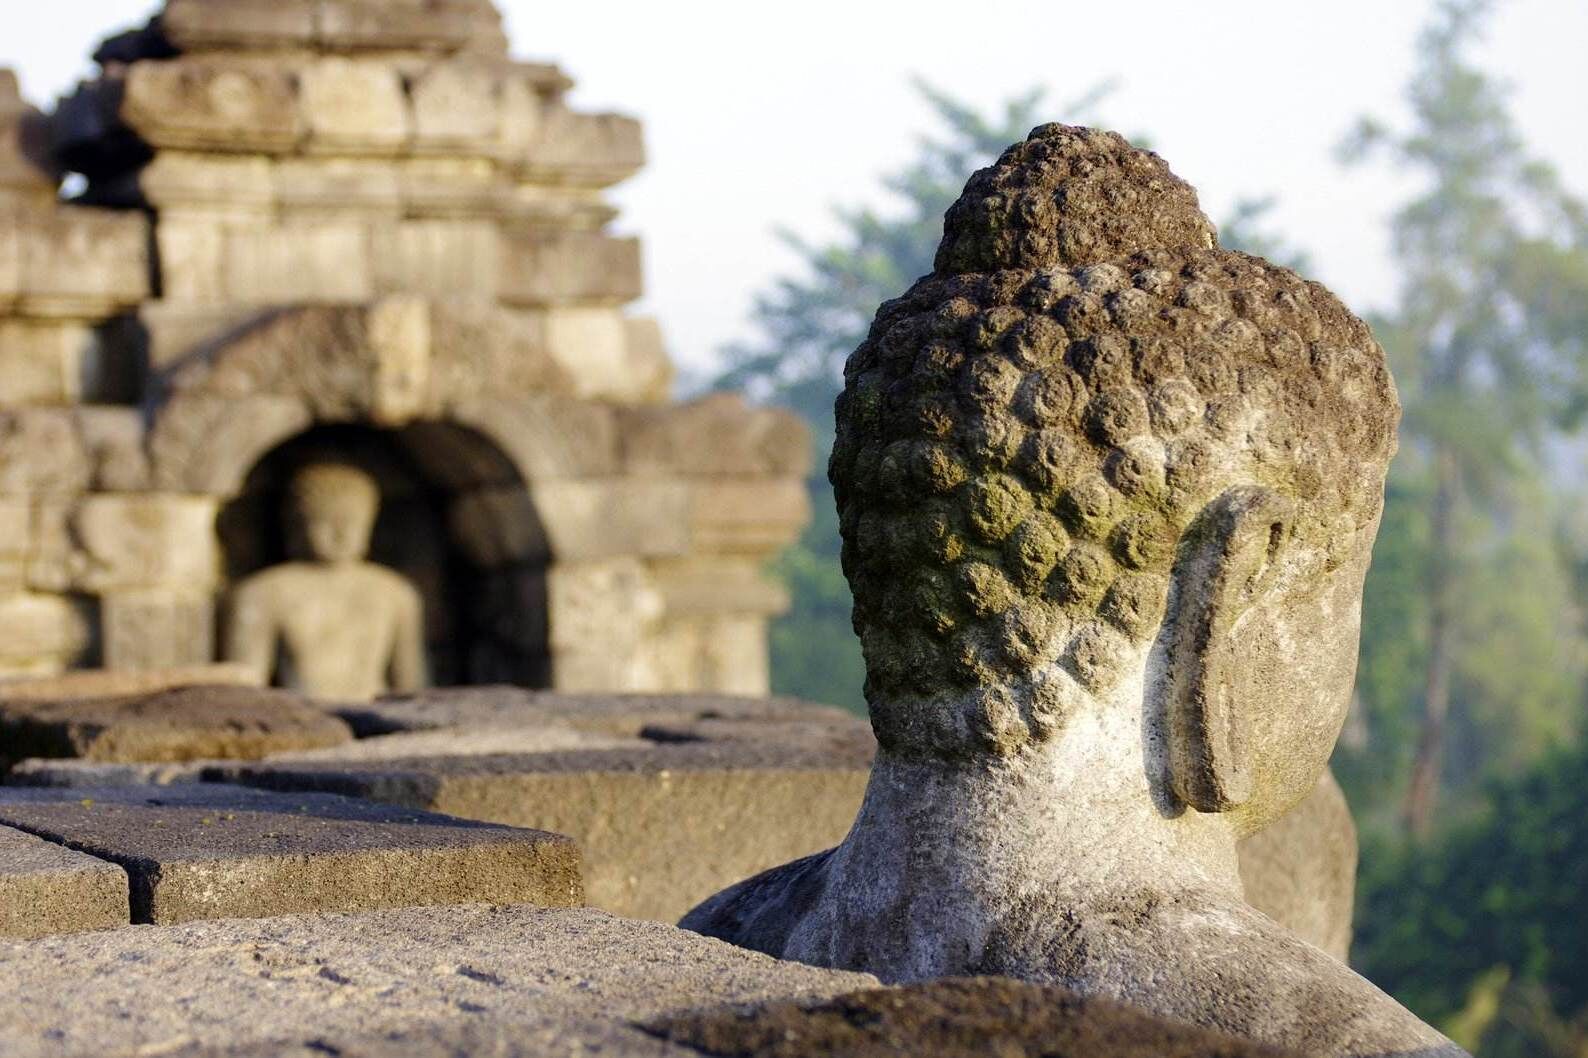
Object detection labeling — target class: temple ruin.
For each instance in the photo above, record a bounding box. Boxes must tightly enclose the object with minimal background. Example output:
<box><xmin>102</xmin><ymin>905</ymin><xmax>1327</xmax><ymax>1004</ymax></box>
<box><xmin>0</xmin><ymin>0</ymin><xmax>808</xmax><ymax>695</ymax></box>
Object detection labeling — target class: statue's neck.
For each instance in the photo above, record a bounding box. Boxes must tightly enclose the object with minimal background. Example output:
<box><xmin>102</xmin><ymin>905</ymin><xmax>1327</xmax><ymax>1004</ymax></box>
<box><xmin>839</xmin><ymin>703</ymin><xmax>1244</xmax><ymax>908</ymax></box>
<box><xmin>785</xmin><ymin>704</ymin><xmax>1243</xmax><ymax>980</ymax></box>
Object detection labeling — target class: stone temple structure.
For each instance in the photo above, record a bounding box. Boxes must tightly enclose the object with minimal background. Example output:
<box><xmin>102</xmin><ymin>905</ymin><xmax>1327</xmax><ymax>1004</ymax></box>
<box><xmin>0</xmin><ymin>0</ymin><xmax>808</xmax><ymax>695</ymax></box>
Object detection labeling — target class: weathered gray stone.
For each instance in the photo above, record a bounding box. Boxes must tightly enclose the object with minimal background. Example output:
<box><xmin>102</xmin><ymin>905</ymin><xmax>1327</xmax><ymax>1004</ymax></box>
<box><xmin>0</xmin><ymin>684</ymin><xmax>352</xmax><ymax>769</ymax></box>
<box><xmin>1239</xmin><ymin>769</ymin><xmax>1358</xmax><ymax>961</ymax></box>
<box><xmin>519</xmin><ymin>106</ymin><xmax>645</xmax><ymax>188</ymax></box>
<box><xmin>0</xmin><ymin>823</ymin><xmax>127</xmax><ymax>938</ymax></box>
<box><xmin>0</xmin><ymin>904</ymin><xmax>875</xmax><ymax>1058</ymax></box>
<box><xmin>499</xmin><ymin>228</ymin><xmax>643</xmax><ymax>306</ymax></box>
<box><xmin>6</xmin><ymin>757</ymin><xmax>212</xmax><ymax>787</ymax></box>
<box><xmin>0</xmin><ymin>784</ymin><xmax>580</xmax><ymax>924</ymax></box>
<box><xmin>679</xmin><ymin>124</ymin><xmax>1460</xmax><ymax>1058</ymax></box>
<box><xmin>222</xmin><ymin>738</ymin><xmax>872</xmax><ymax>923</ymax></box>
<box><xmin>618</xmin><ymin>393</ymin><xmax>811</xmax><ymax>479</ymax></box>
<box><xmin>649</xmin><ymin>976</ymin><xmax>1302</xmax><ymax>1058</ymax></box>
<box><xmin>332</xmin><ymin>685</ymin><xmax>856</xmax><ymax>738</ymax></box>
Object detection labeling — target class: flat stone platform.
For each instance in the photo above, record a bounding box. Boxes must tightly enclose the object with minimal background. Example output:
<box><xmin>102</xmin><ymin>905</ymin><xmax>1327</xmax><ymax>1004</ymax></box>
<box><xmin>0</xmin><ymin>904</ymin><xmax>878</xmax><ymax>1058</ymax></box>
<box><xmin>0</xmin><ymin>785</ymin><xmax>580</xmax><ymax>925</ymax></box>
<box><xmin>0</xmin><ymin>823</ymin><xmax>127</xmax><ymax>938</ymax></box>
<box><xmin>222</xmin><ymin>738</ymin><xmax>873</xmax><ymax>922</ymax></box>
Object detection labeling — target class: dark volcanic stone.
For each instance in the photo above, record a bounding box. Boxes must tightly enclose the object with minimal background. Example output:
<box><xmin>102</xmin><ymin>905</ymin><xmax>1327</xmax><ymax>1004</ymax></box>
<box><xmin>647</xmin><ymin>976</ymin><xmax>1303</xmax><ymax>1057</ymax></box>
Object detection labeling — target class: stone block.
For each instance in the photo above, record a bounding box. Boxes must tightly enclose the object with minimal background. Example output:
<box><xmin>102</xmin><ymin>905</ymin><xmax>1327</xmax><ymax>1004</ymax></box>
<box><xmin>0</xmin><ymin>662</ymin><xmax>259</xmax><ymax>703</ymax></box>
<box><xmin>649</xmin><ymin>977</ymin><xmax>1303</xmax><ymax>1058</ymax></box>
<box><xmin>521</xmin><ymin>107</ymin><xmax>644</xmax><ymax>188</ymax></box>
<box><xmin>547</xmin><ymin>557</ymin><xmax>662</xmax><ymax>690</ymax></box>
<box><xmin>398</xmin><ymin>156</ymin><xmax>503</xmax><ymax>217</ymax></box>
<box><xmin>0</xmin><ymin>824</ymin><xmax>127</xmax><ymax>939</ymax></box>
<box><xmin>448</xmin><ymin>393</ymin><xmax>619</xmax><ymax>480</ymax></box>
<box><xmin>410</xmin><ymin>64</ymin><xmax>501</xmax><ymax>151</ymax></box>
<box><xmin>371</xmin><ymin>220</ymin><xmax>499</xmax><ymax>299</ymax></box>
<box><xmin>316</xmin><ymin>0</ymin><xmax>508</xmax><ymax>54</ymax></box>
<box><xmin>23</xmin><ymin>498</ymin><xmax>79</xmax><ymax>592</ymax></box>
<box><xmin>0</xmin><ymin>320</ymin><xmax>92</xmax><ymax>406</ymax></box>
<box><xmin>541</xmin><ymin>306</ymin><xmax>631</xmax><ymax>399</ymax></box>
<box><xmin>160</xmin><ymin>0</ymin><xmax>318</xmax><ymax>50</ymax></box>
<box><xmin>138</xmin><ymin>152</ymin><xmax>275</xmax><ymax>212</ymax></box>
<box><xmin>71</xmin><ymin>494</ymin><xmax>221</xmax><ymax>592</ymax></box>
<box><xmin>139</xmin><ymin>302</ymin><xmax>264</xmax><ymax>370</ymax></box>
<box><xmin>222</xmin><ymin>221</ymin><xmax>373</xmax><ymax>304</ymax></box>
<box><xmin>273</xmin><ymin>156</ymin><xmax>402</xmax><ymax>215</ymax></box>
<box><xmin>299</xmin><ymin>59</ymin><xmax>409</xmax><ymax>154</ymax></box>
<box><xmin>619</xmin><ymin>393</ymin><xmax>811</xmax><ymax>478</ymax></box>
<box><xmin>0</xmin><ymin>684</ymin><xmax>350</xmax><ymax>767</ymax></box>
<box><xmin>99</xmin><ymin>589</ymin><xmax>216</xmax><ymax>671</ymax></box>
<box><xmin>122</xmin><ymin>60</ymin><xmax>302</xmax><ymax>154</ymax></box>
<box><xmin>498</xmin><ymin>229</ymin><xmax>642</xmax><ymax>307</ymax></box>
<box><xmin>498</xmin><ymin>67</ymin><xmax>546</xmax><ymax>157</ymax></box>
<box><xmin>328</xmin><ymin>686</ymin><xmax>855</xmax><ymax>739</ymax></box>
<box><xmin>226</xmin><ymin>739</ymin><xmax>872</xmax><ymax>922</ymax></box>
<box><xmin>148</xmin><ymin>393</ymin><xmax>312</xmax><ymax>494</ymax></box>
<box><xmin>530</xmin><ymin>478</ymin><xmax>691</xmax><ymax>560</ymax></box>
<box><xmin>688</xmin><ymin>479</ymin><xmax>811</xmax><ymax>556</ymax></box>
<box><xmin>643</xmin><ymin>612</ymin><xmax>776</xmax><ymax>697</ymax></box>
<box><xmin>155</xmin><ymin>214</ymin><xmax>227</xmax><ymax>302</ymax></box>
<box><xmin>0</xmin><ymin>205</ymin><xmax>149</xmax><ymax>317</ymax></box>
<box><xmin>0</xmin><ymin>593</ymin><xmax>88</xmax><ymax>675</ymax></box>
<box><xmin>0</xmin><ymin>905</ymin><xmax>874</xmax><ymax>1058</ymax></box>
<box><xmin>624</xmin><ymin>317</ymin><xmax>675</xmax><ymax>404</ymax></box>
<box><xmin>74</xmin><ymin>406</ymin><xmax>150</xmax><ymax>492</ymax></box>
<box><xmin>0</xmin><ymin>785</ymin><xmax>580</xmax><ymax>924</ymax></box>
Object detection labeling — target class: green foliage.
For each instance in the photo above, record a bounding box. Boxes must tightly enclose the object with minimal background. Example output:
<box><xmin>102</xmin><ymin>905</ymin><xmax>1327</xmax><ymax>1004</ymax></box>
<box><xmin>1354</xmin><ymin>737</ymin><xmax>1588</xmax><ymax>1043</ymax></box>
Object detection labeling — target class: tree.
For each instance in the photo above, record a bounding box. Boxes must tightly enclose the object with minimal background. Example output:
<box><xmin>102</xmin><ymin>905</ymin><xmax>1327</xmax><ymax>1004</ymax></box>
<box><xmin>1338</xmin><ymin>0</ymin><xmax>1588</xmax><ymax>835</ymax></box>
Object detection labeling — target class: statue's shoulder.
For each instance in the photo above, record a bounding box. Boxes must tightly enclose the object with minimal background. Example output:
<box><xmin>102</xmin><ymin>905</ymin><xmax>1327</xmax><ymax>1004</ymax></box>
<box><xmin>998</xmin><ymin>889</ymin><xmax>1465</xmax><ymax>1057</ymax></box>
<box><xmin>355</xmin><ymin>562</ymin><xmax>424</xmax><ymax>606</ymax></box>
<box><xmin>678</xmin><ymin>848</ymin><xmax>834</xmax><ymax>958</ymax></box>
<box><xmin>228</xmin><ymin>562</ymin><xmax>308</xmax><ymax>602</ymax></box>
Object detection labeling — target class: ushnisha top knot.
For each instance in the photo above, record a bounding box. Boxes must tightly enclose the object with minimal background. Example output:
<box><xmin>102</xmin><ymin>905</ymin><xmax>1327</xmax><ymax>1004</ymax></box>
<box><xmin>935</xmin><ymin>124</ymin><xmax>1217</xmax><ymax>275</ymax></box>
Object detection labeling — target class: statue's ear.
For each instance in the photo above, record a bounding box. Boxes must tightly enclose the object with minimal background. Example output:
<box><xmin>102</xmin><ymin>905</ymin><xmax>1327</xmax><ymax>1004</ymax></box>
<box><xmin>1163</xmin><ymin>486</ymin><xmax>1295</xmax><ymax>813</ymax></box>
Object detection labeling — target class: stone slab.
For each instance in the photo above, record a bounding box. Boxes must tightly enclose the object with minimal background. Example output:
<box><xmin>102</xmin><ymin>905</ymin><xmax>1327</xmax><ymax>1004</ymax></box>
<box><xmin>221</xmin><ymin>739</ymin><xmax>873</xmax><ymax>923</ymax></box>
<box><xmin>334</xmin><ymin>685</ymin><xmax>856</xmax><ymax>738</ymax></box>
<box><xmin>0</xmin><ymin>904</ymin><xmax>876</xmax><ymax>1058</ymax></box>
<box><xmin>647</xmin><ymin>976</ymin><xmax>1302</xmax><ymax>1058</ymax></box>
<box><xmin>0</xmin><ymin>664</ymin><xmax>261</xmax><ymax>702</ymax></box>
<box><xmin>0</xmin><ymin>785</ymin><xmax>580</xmax><ymax>924</ymax></box>
<box><xmin>0</xmin><ymin>684</ymin><xmax>352</xmax><ymax>770</ymax></box>
<box><xmin>0</xmin><ymin>823</ymin><xmax>127</xmax><ymax>939</ymax></box>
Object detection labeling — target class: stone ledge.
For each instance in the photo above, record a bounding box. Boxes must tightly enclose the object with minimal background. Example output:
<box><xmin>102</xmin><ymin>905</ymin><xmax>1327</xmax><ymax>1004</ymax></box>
<box><xmin>0</xmin><ymin>784</ymin><xmax>581</xmax><ymax>924</ymax></box>
<box><xmin>0</xmin><ymin>904</ymin><xmax>876</xmax><ymax>1058</ymax></box>
<box><xmin>0</xmin><ymin>823</ymin><xmax>127</xmax><ymax>938</ymax></box>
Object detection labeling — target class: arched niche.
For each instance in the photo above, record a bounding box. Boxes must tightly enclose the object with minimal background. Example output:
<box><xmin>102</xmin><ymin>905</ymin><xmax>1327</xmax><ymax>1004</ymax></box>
<box><xmin>217</xmin><ymin>420</ymin><xmax>553</xmax><ymax>688</ymax></box>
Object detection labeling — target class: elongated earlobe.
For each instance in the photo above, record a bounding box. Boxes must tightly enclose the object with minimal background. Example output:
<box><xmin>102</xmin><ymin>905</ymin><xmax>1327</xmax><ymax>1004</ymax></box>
<box><xmin>1163</xmin><ymin>486</ymin><xmax>1294</xmax><ymax>813</ymax></box>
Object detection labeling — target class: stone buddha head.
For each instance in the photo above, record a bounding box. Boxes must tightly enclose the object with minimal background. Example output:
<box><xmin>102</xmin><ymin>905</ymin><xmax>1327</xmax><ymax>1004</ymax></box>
<box><xmin>832</xmin><ymin>124</ymin><xmax>1399</xmax><ymax>833</ymax></box>
<box><xmin>286</xmin><ymin>462</ymin><xmax>381</xmax><ymax>565</ymax></box>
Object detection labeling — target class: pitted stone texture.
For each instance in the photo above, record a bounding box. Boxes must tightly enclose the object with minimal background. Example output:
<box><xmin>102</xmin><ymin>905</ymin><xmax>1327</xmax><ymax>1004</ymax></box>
<box><xmin>0</xmin><ymin>823</ymin><xmax>127</xmax><ymax>938</ymax></box>
<box><xmin>0</xmin><ymin>904</ymin><xmax>877</xmax><ymax>1058</ymax></box>
<box><xmin>222</xmin><ymin>739</ymin><xmax>871</xmax><ymax>923</ymax></box>
<box><xmin>935</xmin><ymin>123</ymin><xmax>1216</xmax><ymax>275</ymax></box>
<box><xmin>832</xmin><ymin>125</ymin><xmax>1397</xmax><ymax>759</ymax></box>
<box><xmin>0</xmin><ymin>685</ymin><xmax>352</xmax><ymax>769</ymax></box>
<box><xmin>0</xmin><ymin>784</ymin><xmax>579</xmax><ymax>924</ymax></box>
<box><xmin>649</xmin><ymin>976</ymin><xmax>1301</xmax><ymax>1058</ymax></box>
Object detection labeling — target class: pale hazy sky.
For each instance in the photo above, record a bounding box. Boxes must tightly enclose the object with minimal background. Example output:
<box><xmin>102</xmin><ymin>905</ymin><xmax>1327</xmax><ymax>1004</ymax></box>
<box><xmin>4</xmin><ymin>2</ymin><xmax>1586</xmax><ymax>377</ymax></box>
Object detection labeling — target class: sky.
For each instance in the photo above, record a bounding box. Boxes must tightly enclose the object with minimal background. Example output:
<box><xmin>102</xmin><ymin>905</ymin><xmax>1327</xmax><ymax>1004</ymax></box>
<box><xmin>4</xmin><ymin>1</ymin><xmax>1587</xmax><ymax>379</ymax></box>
